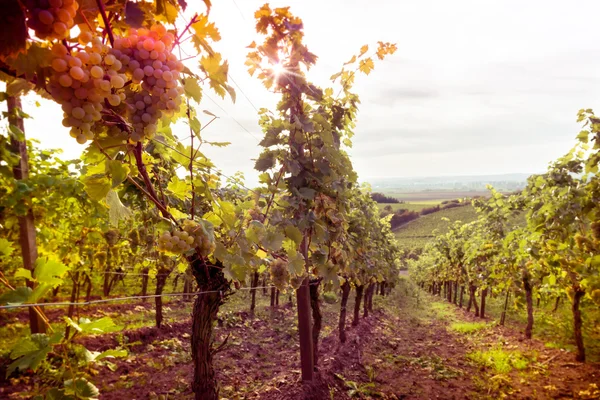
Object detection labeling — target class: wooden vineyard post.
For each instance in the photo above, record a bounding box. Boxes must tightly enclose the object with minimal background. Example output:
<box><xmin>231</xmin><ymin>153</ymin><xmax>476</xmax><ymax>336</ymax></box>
<box><xmin>7</xmin><ymin>96</ymin><xmax>46</xmax><ymax>334</ymax></box>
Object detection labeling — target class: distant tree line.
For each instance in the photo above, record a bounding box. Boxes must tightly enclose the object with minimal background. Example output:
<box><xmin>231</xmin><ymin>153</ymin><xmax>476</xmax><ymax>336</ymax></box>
<box><xmin>371</xmin><ymin>192</ymin><xmax>401</xmax><ymax>203</ymax></box>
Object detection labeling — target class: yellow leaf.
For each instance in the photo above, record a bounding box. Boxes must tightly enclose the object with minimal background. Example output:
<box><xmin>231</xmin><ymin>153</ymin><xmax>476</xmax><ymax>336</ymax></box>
<box><xmin>358</xmin><ymin>58</ymin><xmax>375</xmax><ymax>75</ymax></box>
<box><xmin>256</xmin><ymin>249</ymin><xmax>267</xmax><ymax>259</ymax></box>
<box><xmin>200</xmin><ymin>53</ymin><xmax>228</xmax><ymax>98</ymax></box>
<box><xmin>192</xmin><ymin>14</ymin><xmax>221</xmax><ymax>43</ymax></box>
<box><xmin>359</xmin><ymin>44</ymin><xmax>369</xmax><ymax>57</ymax></box>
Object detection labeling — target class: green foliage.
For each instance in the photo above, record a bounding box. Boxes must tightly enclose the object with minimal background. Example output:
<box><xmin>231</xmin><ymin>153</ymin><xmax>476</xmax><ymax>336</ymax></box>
<box><xmin>449</xmin><ymin>321</ymin><xmax>488</xmax><ymax>334</ymax></box>
<box><xmin>467</xmin><ymin>346</ymin><xmax>531</xmax><ymax>374</ymax></box>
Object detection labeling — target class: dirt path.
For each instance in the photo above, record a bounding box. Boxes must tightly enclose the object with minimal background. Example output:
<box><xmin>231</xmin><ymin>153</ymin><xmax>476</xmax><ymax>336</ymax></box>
<box><xmin>1</xmin><ymin>287</ymin><xmax>599</xmax><ymax>399</ymax></box>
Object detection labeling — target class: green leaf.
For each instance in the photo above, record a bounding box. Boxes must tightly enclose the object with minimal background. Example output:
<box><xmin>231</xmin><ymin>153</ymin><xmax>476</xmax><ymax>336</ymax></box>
<box><xmin>77</xmin><ymin>317</ymin><xmax>122</xmax><ymax>334</ymax></box>
<box><xmin>284</xmin><ymin>225</ymin><xmax>303</xmax><ymax>245</ymax></box>
<box><xmin>246</xmin><ymin>220</ymin><xmax>266</xmax><ymax>244</ymax></box>
<box><xmin>576</xmin><ymin>130</ymin><xmax>589</xmax><ymax>143</ymax></box>
<box><xmin>288</xmin><ymin>251</ymin><xmax>305</xmax><ymax>275</ymax></box>
<box><xmin>34</xmin><ymin>258</ymin><xmax>69</xmax><ymax>287</ymax></box>
<box><xmin>106</xmin><ymin>160</ymin><xmax>130</xmax><ymax>188</ymax></box>
<box><xmin>64</xmin><ymin>378</ymin><xmax>99</xmax><ymax>399</ymax></box>
<box><xmin>82</xmin><ymin>175</ymin><xmax>111</xmax><ymax>201</ymax></box>
<box><xmin>254</xmin><ymin>150</ymin><xmax>276</xmax><ymax>171</ymax></box>
<box><xmin>8</xmin><ymin>123</ymin><xmax>26</xmax><ymax>141</ymax></box>
<box><xmin>0</xmin><ymin>238</ymin><xmax>15</xmax><ymax>258</ymax></box>
<box><xmin>167</xmin><ymin>176</ymin><xmax>191</xmax><ymax>201</ymax></box>
<box><xmin>298</xmin><ymin>187</ymin><xmax>316</xmax><ymax>200</ymax></box>
<box><xmin>87</xmin><ymin>348</ymin><xmax>128</xmax><ymax>362</ymax></box>
<box><xmin>7</xmin><ymin>334</ymin><xmax>54</xmax><ymax>377</ymax></box>
<box><xmin>44</xmin><ymin>388</ymin><xmax>69</xmax><ymax>400</ymax></box>
<box><xmin>189</xmin><ymin>116</ymin><xmax>201</xmax><ymax>136</ymax></box>
<box><xmin>0</xmin><ymin>286</ymin><xmax>32</xmax><ymax>305</ymax></box>
<box><xmin>14</xmin><ymin>268</ymin><xmax>32</xmax><ymax>281</ymax></box>
<box><xmin>263</xmin><ymin>229</ymin><xmax>285</xmax><ymax>251</ymax></box>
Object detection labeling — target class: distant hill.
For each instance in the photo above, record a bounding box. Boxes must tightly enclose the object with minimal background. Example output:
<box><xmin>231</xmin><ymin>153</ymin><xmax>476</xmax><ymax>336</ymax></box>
<box><xmin>364</xmin><ymin>173</ymin><xmax>532</xmax><ymax>192</ymax></box>
<box><xmin>393</xmin><ymin>204</ymin><xmax>479</xmax><ymax>250</ymax></box>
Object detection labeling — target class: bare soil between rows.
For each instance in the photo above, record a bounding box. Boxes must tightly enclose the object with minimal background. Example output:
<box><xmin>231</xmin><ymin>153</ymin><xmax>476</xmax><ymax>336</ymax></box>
<box><xmin>1</xmin><ymin>292</ymin><xmax>599</xmax><ymax>399</ymax></box>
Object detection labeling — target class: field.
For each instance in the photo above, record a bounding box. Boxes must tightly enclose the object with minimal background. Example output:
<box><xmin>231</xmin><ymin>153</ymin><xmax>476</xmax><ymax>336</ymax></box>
<box><xmin>393</xmin><ymin>205</ymin><xmax>479</xmax><ymax>249</ymax></box>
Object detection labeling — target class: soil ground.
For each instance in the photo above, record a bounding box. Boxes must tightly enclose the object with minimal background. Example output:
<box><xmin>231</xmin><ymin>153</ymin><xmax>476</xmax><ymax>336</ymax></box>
<box><xmin>1</xmin><ymin>282</ymin><xmax>599</xmax><ymax>399</ymax></box>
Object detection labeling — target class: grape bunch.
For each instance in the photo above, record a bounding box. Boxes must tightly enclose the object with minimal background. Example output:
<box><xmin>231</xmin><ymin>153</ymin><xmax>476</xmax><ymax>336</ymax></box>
<box><xmin>157</xmin><ymin>220</ymin><xmax>216</xmax><ymax>256</ymax></box>
<box><xmin>112</xmin><ymin>25</ymin><xmax>185</xmax><ymax>141</ymax></box>
<box><xmin>270</xmin><ymin>258</ymin><xmax>290</xmax><ymax>291</ymax></box>
<box><xmin>46</xmin><ymin>35</ymin><xmax>129</xmax><ymax>144</ymax></box>
<box><xmin>248</xmin><ymin>208</ymin><xmax>265</xmax><ymax>223</ymax></box>
<box><xmin>46</xmin><ymin>25</ymin><xmax>186</xmax><ymax>144</ymax></box>
<box><xmin>24</xmin><ymin>0</ymin><xmax>78</xmax><ymax>40</ymax></box>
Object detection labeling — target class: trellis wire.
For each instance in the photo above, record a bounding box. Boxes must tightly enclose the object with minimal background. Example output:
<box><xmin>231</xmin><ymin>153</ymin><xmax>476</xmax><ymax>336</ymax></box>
<box><xmin>0</xmin><ymin>283</ymin><xmax>317</xmax><ymax>310</ymax></box>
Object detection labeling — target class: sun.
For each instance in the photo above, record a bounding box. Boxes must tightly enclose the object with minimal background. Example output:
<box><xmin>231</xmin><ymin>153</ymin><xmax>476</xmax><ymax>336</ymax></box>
<box><xmin>270</xmin><ymin>62</ymin><xmax>286</xmax><ymax>78</ymax></box>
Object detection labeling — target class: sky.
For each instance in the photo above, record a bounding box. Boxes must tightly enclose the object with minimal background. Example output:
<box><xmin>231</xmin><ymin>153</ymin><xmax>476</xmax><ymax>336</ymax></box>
<box><xmin>19</xmin><ymin>0</ymin><xmax>600</xmax><ymax>187</ymax></box>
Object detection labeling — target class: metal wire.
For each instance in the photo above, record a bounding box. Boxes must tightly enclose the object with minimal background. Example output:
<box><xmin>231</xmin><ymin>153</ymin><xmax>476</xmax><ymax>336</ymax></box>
<box><xmin>0</xmin><ymin>283</ymin><xmax>317</xmax><ymax>310</ymax></box>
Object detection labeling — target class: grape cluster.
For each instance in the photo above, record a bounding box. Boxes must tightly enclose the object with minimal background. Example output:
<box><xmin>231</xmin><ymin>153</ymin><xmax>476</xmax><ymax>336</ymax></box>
<box><xmin>592</xmin><ymin>289</ymin><xmax>600</xmax><ymax>306</ymax></box>
<box><xmin>112</xmin><ymin>25</ymin><xmax>185</xmax><ymax>141</ymax></box>
<box><xmin>47</xmin><ymin>36</ymin><xmax>129</xmax><ymax>144</ymax></box>
<box><xmin>157</xmin><ymin>220</ymin><xmax>215</xmax><ymax>256</ymax></box>
<box><xmin>248</xmin><ymin>208</ymin><xmax>265</xmax><ymax>223</ymax></box>
<box><xmin>24</xmin><ymin>0</ymin><xmax>78</xmax><ymax>40</ymax></box>
<box><xmin>270</xmin><ymin>259</ymin><xmax>290</xmax><ymax>291</ymax></box>
<box><xmin>591</xmin><ymin>221</ymin><xmax>600</xmax><ymax>241</ymax></box>
<box><xmin>46</xmin><ymin>25</ymin><xmax>186</xmax><ymax>144</ymax></box>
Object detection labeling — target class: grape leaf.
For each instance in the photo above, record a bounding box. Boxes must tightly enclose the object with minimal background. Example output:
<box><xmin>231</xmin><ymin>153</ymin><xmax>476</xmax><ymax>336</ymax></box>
<box><xmin>0</xmin><ymin>286</ymin><xmax>32</xmax><ymax>305</ymax></box>
<box><xmin>0</xmin><ymin>1</ymin><xmax>28</xmax><ymax>61</ymax></box>
<box><xmin>14</xmin><ymin>268</ymin><xmax>32</xmax><ymax>281</ymax></box>
<box><xmin>82</xmin><ymin>175</ymin><xmax>112</xmax><ymax>201</ymax></box>
<box><xmin>34</xmin><ymin>258</ymin><xmax>69</xmax><ymax>287</ymax></box>
<box><xmin>0</xmin><ymin>238</ymin><xmax>14</xmax><ymax>258</ymax></box>
<box><xmin>200</xmin><ymin>53</ymin><xmax>229</xmax><ymax>98</ymax></box>
<box><xmin>184</xmin><ymin>78</ymin><xmax>203</xmax><ymax>103</ymax></box>
<box><xmin>64</xmin><ymin>378</ymin><xmax>99</xmax><ymax>399</ymax></box>
<box><xmin>106</xmin><ymin>190</ymin><xmax>133</xmax><ymax>226</ymax></box>
<box><xmin>358</xmin><ymin>58</ymin><xmax>375</xmax><ymax>75</ymax></box>
<box><xmin>284</xmin><ymin>225</ymin><xmax>303</xmax><ymax>245</ymax></box>
<box><xmin>167</xmin><ymin>176</ymin><xmax>191</xmax><ymax>201</ymax></box>
<box><xmin>125</xmin><ymin>1</ymin><xmax>146</xmax><ymax>27</ymax></box>
<box><xmin>255</xmin><ymin>150</ymin><xmax>276</xmax><ymax>171</ymax></box>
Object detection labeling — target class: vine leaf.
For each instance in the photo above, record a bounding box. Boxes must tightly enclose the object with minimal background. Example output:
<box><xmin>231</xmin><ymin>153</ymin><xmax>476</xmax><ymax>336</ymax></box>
<box><xmin>106</xmin><ymin>190</ymin><xmax>133</xmax><ymax>226</ymax></box>
<box><xmin>0</xmin><ymin>238</ymin><xmax>14</xmax><ymax>258</ymax></box>
<box><xmin>64</xmin><ymin>378</ymin><xmax>100</xmax><ymax>399</ymax></box>
<box><xmin>184</xmin><ymin>78</ymin><xmax>203</xmax><ymax>103</ymax></box>
<box><xmin>358</xmin><ymin>58</ymin><xmax>375</xmax><ymax>75</ymax></box>
<box><xmin>0</xmin><ymin>286</ymin><xmax>32</xmax><ymax>306</ymax></box>
<box><xmin>200</xmin><ymin>53</ymin><xmax>229</xmax><ymax>98</ymax></box>
<box><xmin>7</xmin><ymin>333</ymin><xmax>63</xmax><ymax>377</ymax></box>
<box><xmin>0</xmin><ymin>1</ymin><xmax>28</xmax><ymax>61</ymax></box>
<box><xmin>82</xmin><ymin>175</ymin><xmax>111</xmax><ymax>202</ymax></box>
<box><xmin>167</xmin><ymin>175</ymin><xmax>191</xmax><ymax>201</ymax></box>
<box><xmin>254</xmin><ymin>150</ymin><xmax>276</xmax><ymax>171</ymax></box>
<box><xmin>125</xmin><ymin>1</ymin><xmax>146</xmax><ymax>28</ymax></box>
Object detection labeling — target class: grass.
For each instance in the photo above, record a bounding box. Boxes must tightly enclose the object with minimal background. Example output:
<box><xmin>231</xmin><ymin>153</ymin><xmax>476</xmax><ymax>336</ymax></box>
<box><xmin>450</xmin><ymin>321</ymin><xmax>488</xmax><ymax>334</ymax></box>
<box><xmin>467</xmin><ymin>345</ymin><xmax>532</xmax><ymax>374</ymax></box>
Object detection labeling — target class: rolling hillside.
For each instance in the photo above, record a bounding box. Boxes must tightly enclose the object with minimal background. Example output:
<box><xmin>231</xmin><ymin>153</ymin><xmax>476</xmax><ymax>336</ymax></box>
<box><xmin>393</xmin><ymin>205</ymin><xmax>479</xmax><ymax>249</ymax></box>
